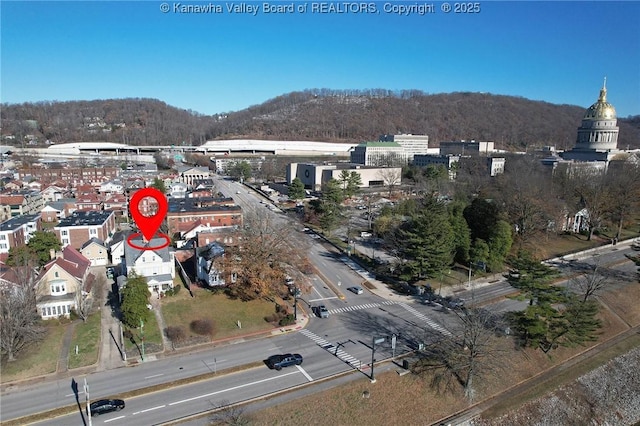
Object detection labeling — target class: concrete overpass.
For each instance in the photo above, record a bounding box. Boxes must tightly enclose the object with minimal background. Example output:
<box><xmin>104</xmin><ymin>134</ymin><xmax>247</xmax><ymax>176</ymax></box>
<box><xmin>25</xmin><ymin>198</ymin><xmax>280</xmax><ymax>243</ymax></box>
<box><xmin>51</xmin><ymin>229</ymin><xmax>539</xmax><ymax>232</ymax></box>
<box><xmin>15</xmin><ymin>140</ymin><xmax>359</xmax><ymax>158</ymax></box>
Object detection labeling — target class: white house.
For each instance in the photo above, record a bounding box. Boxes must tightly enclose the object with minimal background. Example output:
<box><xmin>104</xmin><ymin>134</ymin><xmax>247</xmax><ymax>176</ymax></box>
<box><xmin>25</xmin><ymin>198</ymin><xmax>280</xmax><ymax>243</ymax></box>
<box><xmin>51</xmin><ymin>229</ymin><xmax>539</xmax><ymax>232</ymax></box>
<box><xmin>123</xmin><ymin>235</ymin><xmax>175</xmax><ymax>294</ymax></box>
<box><xmin>108</xmin><ymin>231</ymin><xmax>129</xmax><ymax>266</ymax></box>
<box><xmin>99</xmin><ymin>180</ymin><xmax>124</xmax><ymax>194</ymax></box>
<box><xmin>169</xmin><ymin>182</ymin><xmax>188</xmax><ymax>198</ymax></box>
<box><xmin>41</xmin><ymin>185</ymin><xmax>67</xmax><ymax>203</ymax></box>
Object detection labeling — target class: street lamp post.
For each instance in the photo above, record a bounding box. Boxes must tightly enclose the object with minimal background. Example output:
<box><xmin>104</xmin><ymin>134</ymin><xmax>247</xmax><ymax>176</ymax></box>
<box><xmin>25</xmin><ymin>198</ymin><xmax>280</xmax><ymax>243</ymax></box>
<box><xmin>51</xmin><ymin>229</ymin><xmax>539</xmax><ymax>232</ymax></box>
<box><xmin>370</xmin><ymin>336</ymin><xmax>385</xmax><ymax>383</ymax></box>
<box><xmin>293</xmin><ymin>288</ymin><xmax>301</xmax><ymax>321</ymax></box>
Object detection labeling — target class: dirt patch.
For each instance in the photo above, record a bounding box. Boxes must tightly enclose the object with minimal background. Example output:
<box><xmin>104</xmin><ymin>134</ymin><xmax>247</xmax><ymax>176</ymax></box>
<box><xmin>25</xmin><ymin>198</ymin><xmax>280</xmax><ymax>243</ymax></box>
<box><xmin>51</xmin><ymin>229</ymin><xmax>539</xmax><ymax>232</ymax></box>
<box><xmin>599</xmin><ymin>284</ymin><xmax>640</xmax><ymax>327</ymax></box>
<box><xmin>250</xmin><ymin>372</ymin><xmax>468</xmax><ymax>426</ymax></box>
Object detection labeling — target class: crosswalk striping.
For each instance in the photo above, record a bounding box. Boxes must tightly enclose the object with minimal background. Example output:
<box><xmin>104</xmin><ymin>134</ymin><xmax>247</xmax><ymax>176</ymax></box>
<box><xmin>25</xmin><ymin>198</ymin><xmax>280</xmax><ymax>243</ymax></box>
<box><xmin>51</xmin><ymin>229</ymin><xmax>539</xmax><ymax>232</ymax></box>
<box><xmin>328</xmin><ymin>300</ymin><xmax>394</xmax><ymax>315</ymax></box>
<box><xmin>398</xmin><ymin>302</ymin><xmax>452</xmax><ymax>336</ymax></box>
<box><xmin>299</xmin><ymin>329</ymin><xmax>362</xmax><ymax>369</ymax></box>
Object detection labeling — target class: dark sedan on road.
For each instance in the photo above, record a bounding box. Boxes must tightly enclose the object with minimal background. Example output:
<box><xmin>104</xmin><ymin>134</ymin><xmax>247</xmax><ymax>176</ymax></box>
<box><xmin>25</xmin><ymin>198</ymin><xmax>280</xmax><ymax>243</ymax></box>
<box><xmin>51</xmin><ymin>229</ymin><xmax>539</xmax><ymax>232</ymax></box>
<box><xmin>90</xmin><ymin>399</ymin><xmax>125</xmax><ymax>416</ymax></box>
<box><xmin>266</xmin><ymin>354</ymin><xmax>303</xmax><ymax>370</ymax></box>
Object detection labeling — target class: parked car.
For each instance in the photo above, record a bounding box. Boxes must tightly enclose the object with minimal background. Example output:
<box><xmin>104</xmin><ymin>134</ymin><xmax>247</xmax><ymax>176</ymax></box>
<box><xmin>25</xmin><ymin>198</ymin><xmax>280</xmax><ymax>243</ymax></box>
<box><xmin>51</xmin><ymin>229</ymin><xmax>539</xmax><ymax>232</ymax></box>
<box><xmin>90</xmin><ymin>399</ymin><xmax>125</xmax><ymax>416</ymax></box>
<box><xmin>347</xmin><ymin>286</ymin><xmax>364</xmax><ymax>295</ymax></box>
<box><xmin>317</xmin><ymin>305</ymin><xmax>329</xmax><ymax>318</ymax></box>
<box><xmin>266</xmin><ymin>353</ymin><xmax>303</xmax><ymax>370</ymax></box>
<box><xmin>632</xmin><ymin>239</ymin><xmax>640</xmax><ymax>250</ymax></box>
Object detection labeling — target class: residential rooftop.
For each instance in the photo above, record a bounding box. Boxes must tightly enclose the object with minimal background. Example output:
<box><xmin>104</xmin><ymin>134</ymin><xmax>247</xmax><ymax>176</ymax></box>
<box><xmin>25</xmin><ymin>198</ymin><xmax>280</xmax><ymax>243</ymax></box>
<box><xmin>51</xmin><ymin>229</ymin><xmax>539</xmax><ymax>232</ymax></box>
<box><xmin>168</xmin><ymin>197</ymin><xmax>240</xmax><ymax>213</ymax></box>
<box><xmin>0</xmin><ymin>214</ymin><xmax>40</xmax><ymax>231</ymax></box>
<box><xmin>56</xmin><ymin>210</ymin><xmax>113</xmax><ymax>227</ymax></box>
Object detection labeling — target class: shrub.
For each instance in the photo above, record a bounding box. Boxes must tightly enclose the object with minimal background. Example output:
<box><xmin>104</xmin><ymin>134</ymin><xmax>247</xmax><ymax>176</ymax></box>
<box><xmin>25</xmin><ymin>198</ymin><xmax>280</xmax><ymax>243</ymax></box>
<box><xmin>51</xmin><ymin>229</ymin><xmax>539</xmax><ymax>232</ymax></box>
<box><xmin>164</xmin><ymin>326</ymin><xmax>187</xmax><ymax>343</ymax></box>
<box><xmin>173</xmin><ymin>284</ymin><xmax>182</xmax><ymax>295</ymax></box>
<box><xmin>278</xmin><ymin>314</ymin><xmax>296</xmax><ymax>326</ymax></box>
<box><xmin>190</xmin><ymin>318</ymin><xmax>215</xmax><ymax>336</ymax></box>
<box><xmin>264</xmin><ymin>313</ymin><xmax>279</xmax><ymax>323</ymax></box>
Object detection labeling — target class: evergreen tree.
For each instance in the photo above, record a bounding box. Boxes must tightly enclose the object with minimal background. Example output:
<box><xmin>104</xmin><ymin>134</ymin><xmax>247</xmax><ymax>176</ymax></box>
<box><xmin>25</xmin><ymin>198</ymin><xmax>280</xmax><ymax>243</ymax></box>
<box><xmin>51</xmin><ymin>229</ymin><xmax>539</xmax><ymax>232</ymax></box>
<box><xmin>448</xmin><ymin>201</ymin><xmax>471</xmax><ymax>264</ymax></box>
<box><xmin>121</xmin><ymin>271</ymin><xmax>151</xmax><ymax>329</ymax></box>
<box><xmin>463</xmin><ymin>198</ymin><xmax>501</xmax><ymax>242</ymax></box>
<box><xmin>486</xmin><ymin>220</ymin><xmax>513</xmax><ymax>271</ymax></box>
<box><xmin>19</xmin><ymin>231</ymin><xmax>62</xmax><ymax>267</ymax></box>
<box><xmin>310</xmin><ymin>179</ymin><xmax>344</xmax><ymax>235</ymax></box>
<box><xmin>561</xmin><ymin>297</ymin><xmax>601</xmax><ymax>348</ymax></box>
<box><xmin>151</xmin><ymin>177</ymin><xmax>167</xmax><ymax>194</ymax></box>
<box><xmin>398</xmin><ymin>197</ymin><xmax>454</xmax><ymax>281</ymax></box>
<box><xmin>469</xmin><ymin>239</ymin><xmax>490</xmax><ymax>266</ymax></box>
<box><xmin>504</xmin><ymin>251</ymin><xmax>600</xmax><ymax>353</ymax></box>
<box><xmin>288</xmin><ymin>178</ymin><xmax>305</xmax><ymax>201</ymax></box>
<box><xmin>345</xmin><ymin>172</ymin><xmax>362</xmax><ymax>198</ymax></box>
<box><xmin>507</xmin><ymin>251</ymin><xmax>560</xmax><ymax>306</ymax></box>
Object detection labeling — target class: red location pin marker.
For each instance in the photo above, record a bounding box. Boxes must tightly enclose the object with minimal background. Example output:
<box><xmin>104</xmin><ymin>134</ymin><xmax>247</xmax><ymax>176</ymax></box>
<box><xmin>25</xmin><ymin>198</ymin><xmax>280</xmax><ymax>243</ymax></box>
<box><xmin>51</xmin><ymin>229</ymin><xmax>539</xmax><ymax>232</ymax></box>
<box><xmin>129</xmin><ymin>188</ymin><xmax>168</xmax><ymax>241</ymax></box>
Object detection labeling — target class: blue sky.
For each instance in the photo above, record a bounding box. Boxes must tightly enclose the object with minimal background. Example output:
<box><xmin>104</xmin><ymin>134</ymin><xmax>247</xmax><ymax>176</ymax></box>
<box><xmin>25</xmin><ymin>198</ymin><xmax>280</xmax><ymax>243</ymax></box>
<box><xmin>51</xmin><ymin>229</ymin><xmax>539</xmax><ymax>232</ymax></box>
<box><xmin>2</xmin><ymin>1</ymin><xmax>639</xmax><ymax>117</ymax></box>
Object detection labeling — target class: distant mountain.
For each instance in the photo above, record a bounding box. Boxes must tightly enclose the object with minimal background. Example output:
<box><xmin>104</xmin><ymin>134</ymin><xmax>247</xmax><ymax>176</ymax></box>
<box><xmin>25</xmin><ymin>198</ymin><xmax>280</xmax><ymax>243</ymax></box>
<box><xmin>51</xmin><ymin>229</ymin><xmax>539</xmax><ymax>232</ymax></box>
<box><xmin>2</xmin><ymin>90</ymin><xmax>639</xmax><ymax>151</ymax></box>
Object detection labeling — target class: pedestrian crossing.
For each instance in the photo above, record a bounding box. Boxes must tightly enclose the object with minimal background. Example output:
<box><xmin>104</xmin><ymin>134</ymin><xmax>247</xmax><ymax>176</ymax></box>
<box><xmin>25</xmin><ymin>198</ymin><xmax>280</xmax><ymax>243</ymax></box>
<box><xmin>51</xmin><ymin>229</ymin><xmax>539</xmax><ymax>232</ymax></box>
<box><xmin>328</xmin><ymin>300</ymin><xmax>394</xmax><ymax>315</ymax></box>
<box><xmin>299</xmin><ymin>329</ymin><xmax>363</xmax><ymax>369</ymax></box>
<box><xmin>398</xmin><ymin>302</ymin><xmax>452</xmax><ymax>336</ymax></box>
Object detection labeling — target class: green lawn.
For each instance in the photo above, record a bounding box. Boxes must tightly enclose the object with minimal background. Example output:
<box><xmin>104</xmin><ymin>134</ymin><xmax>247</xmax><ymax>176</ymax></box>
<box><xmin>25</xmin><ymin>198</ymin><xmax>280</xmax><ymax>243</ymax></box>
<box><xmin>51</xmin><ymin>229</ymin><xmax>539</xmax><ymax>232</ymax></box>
<box><xmin>67</xmin><ymin>313</ymin><xmax>101</xmax><ymax>370</ymax></box>
<box><xmin>0</xmin><ymin>322</ymin><xmax>67</xmax><ymax>383</ymax></box>
<box><xmin>123</xmin><ymin>312</ymin><xmax>162</xmax><ymax>353</ymax></box>
<box><xmin>162</xmin><ymin>288</ymin><xmax>278</xmax><ymax>342</ymax></box>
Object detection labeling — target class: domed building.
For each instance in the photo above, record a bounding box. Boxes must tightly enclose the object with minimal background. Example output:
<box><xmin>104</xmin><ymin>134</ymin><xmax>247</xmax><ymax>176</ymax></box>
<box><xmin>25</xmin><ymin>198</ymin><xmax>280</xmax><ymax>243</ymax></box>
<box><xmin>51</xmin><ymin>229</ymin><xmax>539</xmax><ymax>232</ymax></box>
<box><xmin>562</xmin><ymin>79</ymin><xmax>620</xmax><ymax>162</ymax></box>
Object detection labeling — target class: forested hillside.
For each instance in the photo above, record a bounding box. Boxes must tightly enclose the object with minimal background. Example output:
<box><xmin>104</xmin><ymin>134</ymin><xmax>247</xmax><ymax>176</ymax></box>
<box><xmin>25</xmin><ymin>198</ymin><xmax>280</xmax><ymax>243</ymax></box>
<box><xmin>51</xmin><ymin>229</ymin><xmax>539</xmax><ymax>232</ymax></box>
<box><xmin>2</xmin><ymin>90</ymin><xmax>639</xmax><ymax>151</ymax></box>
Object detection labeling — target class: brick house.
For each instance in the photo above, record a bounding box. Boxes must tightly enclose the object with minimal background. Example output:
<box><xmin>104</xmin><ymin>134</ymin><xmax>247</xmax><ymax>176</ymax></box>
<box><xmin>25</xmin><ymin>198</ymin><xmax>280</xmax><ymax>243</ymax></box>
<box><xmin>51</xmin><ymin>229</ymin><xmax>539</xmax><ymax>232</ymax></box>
<box><xmin>54</xmin><ymin>210</ymin><xmax>116</xmax><ymax>249</ymax></box>
<box><xmin>0</xmin><ymin>214</ymin><xmax>42</xmax><ymax>254</ymax></box>
<box><xmin>166</xmin><ymin>198</ymin><xmax>243</xmax><ymax>238</ymax></box>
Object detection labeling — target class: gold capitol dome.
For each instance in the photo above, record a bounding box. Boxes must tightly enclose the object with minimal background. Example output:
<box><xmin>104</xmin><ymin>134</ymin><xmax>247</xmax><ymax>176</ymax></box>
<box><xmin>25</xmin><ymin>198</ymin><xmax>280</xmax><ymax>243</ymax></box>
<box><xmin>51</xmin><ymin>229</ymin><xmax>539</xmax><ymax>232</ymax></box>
<box><xmin>583</xmin><ymin>77</ymin><xmax>616</xmax><ymax>120</ymax></box>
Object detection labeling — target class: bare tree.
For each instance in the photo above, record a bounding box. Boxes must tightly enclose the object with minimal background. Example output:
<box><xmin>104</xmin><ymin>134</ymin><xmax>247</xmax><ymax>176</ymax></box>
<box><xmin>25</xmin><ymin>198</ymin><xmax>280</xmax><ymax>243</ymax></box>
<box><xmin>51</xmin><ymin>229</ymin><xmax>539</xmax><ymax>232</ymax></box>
<box><xmin>216</xmin><ymin>210</ymin><xmax>311</xmax><ymax>300</ymax></box>
<box><xmin>209</xmin><ymin>400</ymin><xmax>250</xmax><ymax>426</ymax></box>
<box><xmin>74</xmin><ymin>273</ymin><xmax>105</xmax><ymax>322</ymax></box>
<box><xmin>377</xmin><ymin>168</ymin><xmax>401</xmax><ymax>198</ymax></box>
<box><xmin>413</xmin><ymin>306</ymin><xmax>507</xmax><ymax>402</ymax></box>
<box><xmin>567</xmin><ymin>167</ymin><xmax>610</xmax><ymax>240</ymax></box>
<box><xmin>492</xmin><ymin>157</ymin><xmax>559</xmax><ymax>244</ymax></box>
<box><xmin>606</xmin><ymin>160</ymin><xmax>640</xmax><ymax>239</ymax></box>
<box><xmin>0</xmin><ymin>265</ymin><xmax>45</xmax><ymax>361</ymax></box>
<box><xmin>569</xmin><ymin>265</ymin><xmax>609</xmax><ymax>302</ymax></box>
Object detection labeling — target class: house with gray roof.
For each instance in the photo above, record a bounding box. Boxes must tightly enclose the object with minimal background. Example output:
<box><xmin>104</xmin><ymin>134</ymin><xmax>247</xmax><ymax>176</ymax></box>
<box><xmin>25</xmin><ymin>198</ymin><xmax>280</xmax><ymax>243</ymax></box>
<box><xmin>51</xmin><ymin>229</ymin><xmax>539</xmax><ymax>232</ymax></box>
<box><xmin>123</xmin><ymin>234</ymin><xmax>175</xmax><ymax>294</ymax></box>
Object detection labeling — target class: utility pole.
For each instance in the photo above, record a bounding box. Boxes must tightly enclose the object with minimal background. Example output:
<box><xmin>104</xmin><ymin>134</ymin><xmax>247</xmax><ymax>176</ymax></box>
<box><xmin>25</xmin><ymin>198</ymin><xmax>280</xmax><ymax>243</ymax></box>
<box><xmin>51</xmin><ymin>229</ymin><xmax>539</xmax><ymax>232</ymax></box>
<box><xmin>85</xmin><ymin>377</ymin><xmax>92</xmax><ymax>426</ymax></box>
<box><xmin>140</xmin><ymin>318</ymin><xmax>145</xmax><ymax>361</ymax></box>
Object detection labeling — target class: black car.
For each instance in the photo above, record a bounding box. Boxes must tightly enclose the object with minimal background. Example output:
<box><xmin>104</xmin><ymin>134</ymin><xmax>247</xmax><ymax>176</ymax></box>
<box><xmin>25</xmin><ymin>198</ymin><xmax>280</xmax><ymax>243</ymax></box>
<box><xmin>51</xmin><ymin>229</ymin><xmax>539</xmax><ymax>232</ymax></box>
<box><xmin>90</xmin><ymin>399</ymin><xmax>125</xmax><ymax>416</ymax></box>
<box><xmin>266</xmin><ymin>353</ymin><xmax>303</xmax><ymax>370</ymax></box>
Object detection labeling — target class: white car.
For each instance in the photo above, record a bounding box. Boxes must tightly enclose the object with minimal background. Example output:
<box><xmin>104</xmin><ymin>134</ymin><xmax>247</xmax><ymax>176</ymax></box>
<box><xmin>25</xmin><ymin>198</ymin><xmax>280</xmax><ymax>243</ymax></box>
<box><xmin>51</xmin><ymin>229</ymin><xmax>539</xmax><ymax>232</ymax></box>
<box><xmin>632</xmin><ymin>239</ymin><xmax>640</xmax><ymax>251</ymax></box>
<box><xmin>347</xmin><ymin>286</ymin><xmax>364</xmax><ymax>295</ymax></box>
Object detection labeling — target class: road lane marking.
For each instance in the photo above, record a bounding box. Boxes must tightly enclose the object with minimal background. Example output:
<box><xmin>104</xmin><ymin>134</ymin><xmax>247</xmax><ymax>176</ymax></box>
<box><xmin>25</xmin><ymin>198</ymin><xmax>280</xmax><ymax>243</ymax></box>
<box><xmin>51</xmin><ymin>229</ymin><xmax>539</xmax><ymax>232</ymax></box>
<box><xmin>133</xmin><ymin>405</ymin><xmax>166</xmax><ymax>415</ymax></box>
<box><xmin>308</xmin><ymin>296</ymin><xmax>339</xmax><ymax>302</ymax></box>
<box><xmin>299</xmin><ymin>329</ymin><xmax>362</xmax><ymax>369</ymax></box>
<box><xmin>398</xmin><ymin>303</ymin><xmax>452</xmax><ymax>336</ymax></box>
<box><xmin>144</xmin><ymin>373</ymin><xmax>164</xmax><ymax>379</ymax></box>
<box><xmin>169</xmin><ymin>371</ymin><xmax>299</xmax><ymax>405</ymax></box>
<box><xmin>296</xmin><ymin>365</ymin><xmax>313</xmax><ymax>382</ymax></box>
<box><xmin>104</xmin><ymin>416</ymin><xmax>126</xmax><ymax>423</ymax></box>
